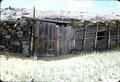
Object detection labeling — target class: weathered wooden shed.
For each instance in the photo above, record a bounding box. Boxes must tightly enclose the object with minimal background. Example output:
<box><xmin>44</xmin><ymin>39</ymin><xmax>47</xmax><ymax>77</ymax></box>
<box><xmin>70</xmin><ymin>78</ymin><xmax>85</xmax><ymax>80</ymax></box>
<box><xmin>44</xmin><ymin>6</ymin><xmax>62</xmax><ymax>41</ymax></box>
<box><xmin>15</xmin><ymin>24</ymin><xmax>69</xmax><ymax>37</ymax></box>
<box><xmin>0</xmin><ymin>17</ymin><xmax>120</xmax><ymax>56</ymax></box>
<box><xmin>24</xmin><ymin>17</ymin><xmax>119</xmax><ymax>56</ymax></box>
<box><xmin>30</xmin><ymin>18</ymin><xmax>75</xmax><ymax>56</ymax></box>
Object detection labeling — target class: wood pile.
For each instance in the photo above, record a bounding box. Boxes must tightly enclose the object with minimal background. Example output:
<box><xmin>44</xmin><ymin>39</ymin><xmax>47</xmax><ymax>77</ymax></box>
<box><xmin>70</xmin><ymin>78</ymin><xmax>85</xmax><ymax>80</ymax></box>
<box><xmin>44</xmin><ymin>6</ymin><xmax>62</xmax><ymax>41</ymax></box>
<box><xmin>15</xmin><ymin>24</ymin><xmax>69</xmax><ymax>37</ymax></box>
<box><xmin>0</xmin><ymin>19</ymin><xmax>31</xmax><ymax>55</ymax></box>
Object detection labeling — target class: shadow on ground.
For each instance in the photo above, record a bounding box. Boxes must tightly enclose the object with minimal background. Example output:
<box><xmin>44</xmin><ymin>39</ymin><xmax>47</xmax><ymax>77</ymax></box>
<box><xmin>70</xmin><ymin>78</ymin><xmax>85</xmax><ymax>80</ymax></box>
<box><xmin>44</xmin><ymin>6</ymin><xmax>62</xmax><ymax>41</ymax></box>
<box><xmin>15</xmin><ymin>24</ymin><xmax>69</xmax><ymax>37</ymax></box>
<box><xmin>0</xmin><ymin>47</ymin><xmax>119</xmax><ymax>61</ymax></box>
<box><xmin>0</xmin><ymin>51</ymin><xmax>27</xmax><ymax>60</ymax></box>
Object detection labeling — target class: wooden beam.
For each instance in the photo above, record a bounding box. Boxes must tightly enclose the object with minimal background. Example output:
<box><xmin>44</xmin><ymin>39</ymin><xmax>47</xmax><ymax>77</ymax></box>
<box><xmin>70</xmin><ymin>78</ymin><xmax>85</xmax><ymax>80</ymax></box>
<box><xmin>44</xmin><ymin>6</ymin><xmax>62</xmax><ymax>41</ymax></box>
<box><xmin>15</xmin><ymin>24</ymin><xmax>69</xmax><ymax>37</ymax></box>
<box><xmin>94</xmin><ymin>23</ymin><xmax>98</xmax><ymax>49</ymax></box>
<box><xmin>22</xmin><ymin>16</ymin><xmax>71</xmax><ymax>24</ymax></box>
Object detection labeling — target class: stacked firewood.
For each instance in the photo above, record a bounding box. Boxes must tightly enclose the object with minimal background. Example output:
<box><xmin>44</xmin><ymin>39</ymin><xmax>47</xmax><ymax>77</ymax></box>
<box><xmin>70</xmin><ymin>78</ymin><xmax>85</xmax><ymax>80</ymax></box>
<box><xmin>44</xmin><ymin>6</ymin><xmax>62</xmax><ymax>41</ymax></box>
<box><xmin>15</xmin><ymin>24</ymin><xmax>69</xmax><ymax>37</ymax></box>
<box><xmin>0</xmin><ymin>19</ymin><xmax>31</xmax><ymax>55</ymax></box>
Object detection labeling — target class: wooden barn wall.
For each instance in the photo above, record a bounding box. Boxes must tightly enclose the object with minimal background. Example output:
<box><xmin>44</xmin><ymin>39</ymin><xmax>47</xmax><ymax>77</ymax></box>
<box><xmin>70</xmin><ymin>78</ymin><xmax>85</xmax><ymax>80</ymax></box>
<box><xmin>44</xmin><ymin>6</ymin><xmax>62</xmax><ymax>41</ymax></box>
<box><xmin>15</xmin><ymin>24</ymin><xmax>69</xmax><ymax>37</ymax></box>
<box><xmin>32</xmin><ymin>20</ymin><xmax>120</xmax><ymax>56</ymax></box>
<box><xmin>33</xmin><ymin>21</ymin><xmax>74</xmax><ymax>56</ymax></box>
<box><xmin>0</xmin><ymin>19</ymin><xmax>119</xmax><ymax>56</ymax></box>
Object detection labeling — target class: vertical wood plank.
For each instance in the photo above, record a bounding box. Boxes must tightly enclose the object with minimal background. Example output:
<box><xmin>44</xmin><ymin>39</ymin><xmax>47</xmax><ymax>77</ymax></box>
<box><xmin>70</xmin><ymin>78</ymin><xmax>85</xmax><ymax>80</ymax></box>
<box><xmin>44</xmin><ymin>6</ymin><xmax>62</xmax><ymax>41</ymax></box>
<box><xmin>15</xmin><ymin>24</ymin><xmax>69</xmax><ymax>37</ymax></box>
<box><xmin>73</xmin><ymin>18</ymin><xmax>75</xmax><ymax>29</ymax></box>
<box><xmin>32</xmin><ymin>6</ymin><xmax>36</xmax><ymax>55</ymax></box>
<box><xmin>47</xmin><ymin>23</ymin><xmax>49</xmax><ymax>54</ymax></box>
<box><xmin>32</xmin><ymin>21</ymin><xmax>36</xmax><ymax>53</ymax></box>
<box><xmin>56</xmin><ymin>25</ymin><xmax>60</xmax><ymax>55</ymax></box>
<box><xmin>82</xmin><ymin>23</ymin><xmax>87</xmax><ymax>50</ymax></box>
<box><xmin>38</xmin><ymin>22</ymin><xmax>40</xmax><ymax>52</ymax></box>
<box><xmin>30</xmin><ymin>23</ymin><xmax>35</xmax><ymax>55</ymax></box>
<box><xmin>39</xmin><ymin>22</ymin><xmax>45</xmax><ymax>53</ymax></box>
<box><xmin>73</xmin><ymin>19</ymin><xmax>75</xmax><ymax>51</ymax></box>
<box><xmin>64</xmin><ymin>25</ymin><xmax>67</xmax><ymax>53</ymax></box>
<box><xmin>117</xmin><ymin>22</ymin><xmax>119</xmax><ymax>46</ymax></box>
<box><xmin>32</xmin><ymin>23</ymin><xmax>36</xmax><ymax>54</ymax></box>
<box><xmin>33</xmin><ymin>21</ymin><xmax>40</xmax><ymax>54</ymax></box>
<box><xmin>36</xmin><ymin>21</ymin><xmax>40</xmax><ymax>51</ymax></box>
<box><xmin>68</xmin><ymin>25</ymin><xmax>71</xmax><ymax>52</ymax></box>
<box><xmin>107</xmin><ymin>22</ymin><xmax>111</xmax><ymax>48</ymax></box>
<box><xmin>51</xmin><ymin>23</ymin><xmax>53</xmax><ymax>53</ymax></box>
<box><xmin>94</xmin><ymin>23</ymin><xmax>98</xmax><ymax>49</ymax></box>
<box><xmin>45</xmin><ymin>22</ymin><xmax>49</xmax><ymax>53</ymax></box>
<box><xmin>43</xmin><ymin>22</ymin><xmax>47</xmax><ymax>53</ymax></box>
<box><xmin>53</xmin><ymin>23</ymin><xmax>56</xmax><ymax>53</ymax></box>
<box><xmin>39</xmin><ymin>22</ymin><xmax>42</xmax><ymax>52</ymax></box>
<box><xmin>52</xmin><ymin>23</ymin><xmax>55</xmax><ymax>53</ymax></box>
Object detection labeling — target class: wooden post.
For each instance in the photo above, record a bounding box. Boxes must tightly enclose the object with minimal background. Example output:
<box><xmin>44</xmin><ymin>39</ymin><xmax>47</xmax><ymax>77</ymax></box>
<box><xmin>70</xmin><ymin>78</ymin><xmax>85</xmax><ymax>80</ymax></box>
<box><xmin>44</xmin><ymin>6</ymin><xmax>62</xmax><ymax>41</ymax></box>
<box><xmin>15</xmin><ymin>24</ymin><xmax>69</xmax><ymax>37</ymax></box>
<box><xmin>33</xmin><ymin>6</ymin><xmax>35</xmax><ymax>18</ymax></box>
<box><xmin>32</xmin><ymin>23</ymin><xmax>36</xmax><ymax>55</ymax></box>
<box><xmin>82</xmin><ymin>23</ymin><xmax>87</xmax><ymax>50</ymax></box>
<box><xmin>56</xmin><ymin>25</ymin><xmax>60</xmax><ymax>55</ymax></box>
<box><xmin>107</xmin><ymin>22</ymin><xmax>111</xmax><ymax>48</ymax></box>
<box><xmin>31</xmin><ymin>6</ymin><xmax>36</xmax><ymax>55</ymax></box>
<box><xmin>94</xmin><ymin>23</ymin><xmax>98</xmax><ymax>49</ymax></box>
<box><xmin>117</xmin><ymin>22</ymin><xmax>119</xmax><ymax>46</ymax></box>
<box><xmin>29</xmin><ymin>24</ymin><xmax>33</xmax><ymax>55</ymax></box>
<box><xmin>0</xmin><ymin>0</ymin><xmax>2</xmax><ymax>21</ymax></box>
<box><xmin>33</xmin><ymin>21</ymin><xmax>40</xmax><ymax>53</ymax></box>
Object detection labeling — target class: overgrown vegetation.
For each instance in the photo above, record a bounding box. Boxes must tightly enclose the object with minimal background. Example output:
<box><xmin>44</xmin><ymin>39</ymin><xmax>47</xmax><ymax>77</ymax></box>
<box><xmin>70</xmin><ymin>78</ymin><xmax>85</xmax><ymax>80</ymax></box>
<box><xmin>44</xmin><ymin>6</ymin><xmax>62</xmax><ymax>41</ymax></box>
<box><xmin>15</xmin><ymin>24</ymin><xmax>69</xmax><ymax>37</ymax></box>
<box><xmin>0</xmin><ymin>50</ymin><xmax>120</xmax><ymax>82</ymax></box>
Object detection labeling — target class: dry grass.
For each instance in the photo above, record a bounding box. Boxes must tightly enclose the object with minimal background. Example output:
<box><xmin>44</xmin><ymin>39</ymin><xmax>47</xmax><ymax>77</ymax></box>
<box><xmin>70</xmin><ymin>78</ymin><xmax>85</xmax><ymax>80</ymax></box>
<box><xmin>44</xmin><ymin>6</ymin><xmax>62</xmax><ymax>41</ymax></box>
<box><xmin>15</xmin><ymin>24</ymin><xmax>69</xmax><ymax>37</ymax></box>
<box><xmin>0</xmin><ymin>50</ymin><xmax>120</xmax><ymax>82</ymax></box>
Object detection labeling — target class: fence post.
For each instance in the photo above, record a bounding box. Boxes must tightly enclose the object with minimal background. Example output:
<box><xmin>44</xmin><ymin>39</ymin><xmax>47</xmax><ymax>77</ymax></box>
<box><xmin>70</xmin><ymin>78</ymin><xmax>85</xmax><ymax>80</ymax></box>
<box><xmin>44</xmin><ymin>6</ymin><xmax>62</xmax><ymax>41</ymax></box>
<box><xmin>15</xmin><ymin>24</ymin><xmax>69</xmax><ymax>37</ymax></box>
<box><xmin>94</xmin><ymin>22</ymin><xmax>98</xmax><ymax>49</ymax></box>
<box><xmin>107</xmin><ymin>22</ymin><xmax>111</xmax><ymax>48</ymax></box>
